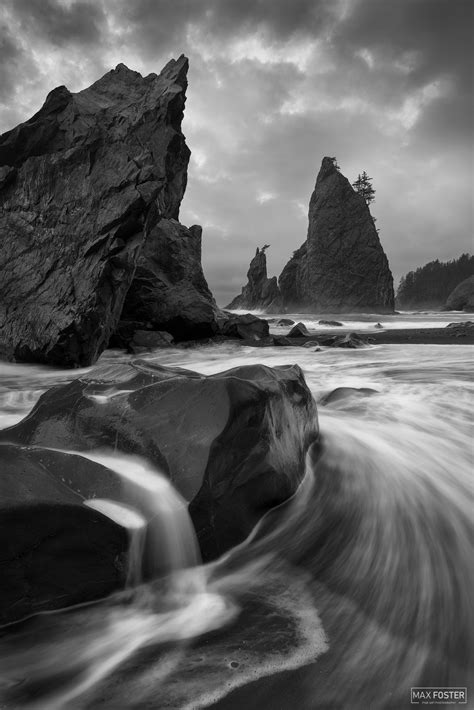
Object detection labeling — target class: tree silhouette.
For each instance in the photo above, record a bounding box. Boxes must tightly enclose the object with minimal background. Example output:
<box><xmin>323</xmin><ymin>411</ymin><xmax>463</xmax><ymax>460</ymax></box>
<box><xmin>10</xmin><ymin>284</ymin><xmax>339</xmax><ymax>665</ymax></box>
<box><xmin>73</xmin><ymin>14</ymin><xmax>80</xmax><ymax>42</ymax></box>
<box><xmin>352</xmin><ymin>171</ymin><xmax>376</xmax><ymax>205</ymax></box>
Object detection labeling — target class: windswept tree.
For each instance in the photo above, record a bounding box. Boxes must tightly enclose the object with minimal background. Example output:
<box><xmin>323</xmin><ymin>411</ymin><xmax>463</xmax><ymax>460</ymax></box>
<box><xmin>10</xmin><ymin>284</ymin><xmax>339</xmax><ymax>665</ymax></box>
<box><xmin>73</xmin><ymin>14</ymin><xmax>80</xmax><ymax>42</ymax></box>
<box><xmin>352</xmin><ymin>171</ymin><xmax>376</xmax><ymax>205</ymax></box>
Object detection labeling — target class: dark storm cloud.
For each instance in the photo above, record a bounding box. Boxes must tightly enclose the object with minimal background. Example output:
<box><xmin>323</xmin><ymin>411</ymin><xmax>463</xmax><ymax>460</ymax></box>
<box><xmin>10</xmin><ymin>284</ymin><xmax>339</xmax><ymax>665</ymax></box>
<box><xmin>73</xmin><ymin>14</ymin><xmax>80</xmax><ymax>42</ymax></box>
<box><xmin>0</xmin><ymin>0</ymin><xmax>471</xmax><ymax>303</ymax></box>
<box><xmin>3</xmin><ymin>0</ymin><xmax>106</xmax><ymax>46</ymax></box>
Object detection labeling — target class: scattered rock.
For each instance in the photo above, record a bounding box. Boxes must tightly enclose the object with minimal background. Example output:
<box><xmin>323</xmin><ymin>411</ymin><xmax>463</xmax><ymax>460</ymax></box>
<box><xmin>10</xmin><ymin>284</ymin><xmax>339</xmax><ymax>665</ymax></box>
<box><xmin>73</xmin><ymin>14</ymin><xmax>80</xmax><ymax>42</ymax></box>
<box><xmin>445</xmin><ymin>276</ymin><xmax>474</xmax><ymax>311</ymax></box>
<box><xmin>1</xmin><ymin>361</ymin><xmax>319</xmax><ymax>562</ymax></box>
<box><xmin>273</xmin><ymin>336</ymin><xmax>296</xmax><ymax>347</ymax></box>
<box><xmin>319</xmin><ymin>387</ymin><xmax>378</xmax><ymax>406</ymax></box>
<box><xmin>445</xmin><ymin>321</ymin><xmax>474</xmax><ymax>337</ymax></box>
<box><xmin>319</xmin><ymin>332</ymin><xmax>368</xmax><ymax>348</ymax></box>
<box><xmin>278</xmin><ymin>157</ymin><xmax>394</xmax><ymax>313</ymax></box>
<box><xmin>374</xmin><ymin>322</ymin><xmax>384</xmax><ymax>329</ymax></box>
<box><xmin>287</xmin><ymin>322</ymin><xmax>310</xmax><ymax>338</ymax></box>
<box><xmin>220</xmin><ymin>313</ymin><xmax>269</xmax><ymax>340</ymax></box>
<box><xmin>318</xmin><ymin>320</ymin><xmax>343</xmax><ymax>327</ymax></box>
<box><xmin>275</xmin><ymin>318</ymin><xmax>295</xmax><ymax>326</ymax></box>
<box><xmin>226</xmin><ymin>246</ymin><xmax>281</xmax><ymax>312</ymax></box>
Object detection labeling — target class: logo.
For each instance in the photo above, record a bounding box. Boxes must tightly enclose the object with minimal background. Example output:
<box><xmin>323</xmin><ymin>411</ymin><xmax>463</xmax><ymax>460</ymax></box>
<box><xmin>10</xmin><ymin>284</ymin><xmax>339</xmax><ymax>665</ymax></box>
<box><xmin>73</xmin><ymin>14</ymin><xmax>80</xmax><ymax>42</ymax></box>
<box><xmin>411</xmin><ymin>688</ymin><xmax>467</xmax><ymax>705</ymax></box>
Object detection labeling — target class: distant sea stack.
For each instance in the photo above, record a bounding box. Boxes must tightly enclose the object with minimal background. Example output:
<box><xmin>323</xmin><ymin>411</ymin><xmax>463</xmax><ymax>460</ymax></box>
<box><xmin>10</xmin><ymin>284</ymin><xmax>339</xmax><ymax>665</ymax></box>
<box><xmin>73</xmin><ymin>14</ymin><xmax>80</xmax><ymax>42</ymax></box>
<box><xmin>226</xmin><ymin>245</ymin><xmax>281</xmax><ymax>311</ymax></box>
<box><xmin>0</xmin><ymin>56</ymin><xmax>220</xmax><ymax>366</ymax></box>
<box><xmin>279</xmin><ymin>157</ymin><xmax>394</xmax><ymax>313</ymax></box>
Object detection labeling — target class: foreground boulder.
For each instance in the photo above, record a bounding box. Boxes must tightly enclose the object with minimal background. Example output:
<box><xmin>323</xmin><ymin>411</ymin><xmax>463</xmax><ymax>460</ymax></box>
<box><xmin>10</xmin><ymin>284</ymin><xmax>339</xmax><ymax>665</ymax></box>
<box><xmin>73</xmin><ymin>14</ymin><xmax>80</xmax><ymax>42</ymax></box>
<box><xmin>278</xmin><ymin>157</ymin><xmax>394</xmax><ymax>313</ymax></box>
<box><xmin>0</xmin><ymin>360</ymin><xmax>319</xmax><ymax>565</ymax></box>
<box><xmin>445</xmin><ymin>275</ymin><xmax>474</xmax><ymax>311</ymax></box>
<box><xmin>0</xmin><ymin>445</ymin><xmax>128</xmax><ymax>625</ymax></box>
<box><xmin>226</xmin><ymin>246</ymin><xmax>282</xmax><ymax>312</ymax></box>
<box><xmin>0</xmin><ymin>56</ymin><xmax>218</xmax><ymax>366</ymax></box>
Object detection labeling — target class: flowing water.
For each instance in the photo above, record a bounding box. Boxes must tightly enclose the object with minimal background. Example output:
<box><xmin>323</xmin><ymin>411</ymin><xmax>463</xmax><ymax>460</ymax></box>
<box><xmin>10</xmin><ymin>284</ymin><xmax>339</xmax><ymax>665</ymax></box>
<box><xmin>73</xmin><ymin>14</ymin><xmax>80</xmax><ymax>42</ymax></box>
<box><xmin>0</xmin><ymin>312</ymin><xmax>472</xmax><ymax>709</ymax></box>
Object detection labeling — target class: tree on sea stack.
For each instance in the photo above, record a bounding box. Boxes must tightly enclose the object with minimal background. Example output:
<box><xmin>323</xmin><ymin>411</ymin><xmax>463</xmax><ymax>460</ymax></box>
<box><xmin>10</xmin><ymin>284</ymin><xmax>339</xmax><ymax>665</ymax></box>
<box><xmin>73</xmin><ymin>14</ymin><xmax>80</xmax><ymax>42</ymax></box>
<box><xmin>352</xmin><ymin>171</ymin><xmax>376</xmax><ymax>205</ymax></box>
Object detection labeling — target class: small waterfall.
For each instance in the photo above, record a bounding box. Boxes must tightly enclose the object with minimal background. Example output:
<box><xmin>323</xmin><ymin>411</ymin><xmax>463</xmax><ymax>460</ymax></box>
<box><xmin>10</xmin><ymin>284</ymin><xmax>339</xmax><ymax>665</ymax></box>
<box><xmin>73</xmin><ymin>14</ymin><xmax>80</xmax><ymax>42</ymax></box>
<box><xmin>80</xmin><ymin>451</ymin><xmax>202</xmax><ymax>586</ymax></box>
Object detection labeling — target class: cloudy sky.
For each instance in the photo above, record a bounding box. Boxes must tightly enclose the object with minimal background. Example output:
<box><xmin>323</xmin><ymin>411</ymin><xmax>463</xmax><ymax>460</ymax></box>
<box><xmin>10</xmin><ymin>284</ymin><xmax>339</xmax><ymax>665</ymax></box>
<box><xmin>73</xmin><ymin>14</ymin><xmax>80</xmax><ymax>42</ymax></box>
<box><xmin>0</xmin><ymin>0</ymin><xmax>472</xmax><ymax>305</ymax></box>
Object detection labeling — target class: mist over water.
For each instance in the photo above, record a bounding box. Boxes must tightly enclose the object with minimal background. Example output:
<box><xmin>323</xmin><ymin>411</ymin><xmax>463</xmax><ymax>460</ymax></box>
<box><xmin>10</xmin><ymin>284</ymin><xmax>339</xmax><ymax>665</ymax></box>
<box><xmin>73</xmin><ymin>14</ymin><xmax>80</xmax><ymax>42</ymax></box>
<box><xmin>0</xmin><ymin>320</ymin><xmax>472</xmax><ymax>708</ymax></box>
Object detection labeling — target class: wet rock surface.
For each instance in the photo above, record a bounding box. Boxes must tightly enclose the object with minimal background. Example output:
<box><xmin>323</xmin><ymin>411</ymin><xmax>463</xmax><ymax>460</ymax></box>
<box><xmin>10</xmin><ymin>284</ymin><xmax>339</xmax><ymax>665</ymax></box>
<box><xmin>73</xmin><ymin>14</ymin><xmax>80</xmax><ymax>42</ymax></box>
<box><xmin>0</xmin><ymin>444</ymin><xmax>128</xmax><ymax>625</ymax></box>
<box><xmin>0</xmin><ymin>57</ymin><xmax>219</xmax><ymax>367</ymax></box>
<box><xmin>0</xmin><ymin>360</ymin><xmax>319</xmax><ymax>570</ymax></box>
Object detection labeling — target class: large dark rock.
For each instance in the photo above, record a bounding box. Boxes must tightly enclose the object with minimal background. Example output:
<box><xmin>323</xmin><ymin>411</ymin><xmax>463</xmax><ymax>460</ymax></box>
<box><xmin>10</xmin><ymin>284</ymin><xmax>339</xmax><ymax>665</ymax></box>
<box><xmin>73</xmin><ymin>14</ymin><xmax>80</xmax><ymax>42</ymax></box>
<box><xmin>0</xmin><ymin>56</ymin><xmax>218</xmax><ymax>367</ymax></box>
<box><xmin>0</xmin><ymin>360</ymin><xmax>319</xmax><ymax>561</ymax></box>
<box><xmin>118</xmin><ymin>219</ymin><xmax>220</xmax><ymax>340</ymax></box>
<box><xmin>445</xmin><ymin>275</ymin><xmax>474</xmax><ymax>311</ymax></box>
<box><xmin>0</xmin><ymin>444</ymin><xmax>128</xmax><ymax>625</ymax></box>
<box><xmin>226</xmin><ymin>246</ymin><xmax>281</xmax><ymax>312</ymax></box>
<box><xmin>278</xmin><ymin>157</ymin><xmax>394</xmax><ymax>313</ymax></box>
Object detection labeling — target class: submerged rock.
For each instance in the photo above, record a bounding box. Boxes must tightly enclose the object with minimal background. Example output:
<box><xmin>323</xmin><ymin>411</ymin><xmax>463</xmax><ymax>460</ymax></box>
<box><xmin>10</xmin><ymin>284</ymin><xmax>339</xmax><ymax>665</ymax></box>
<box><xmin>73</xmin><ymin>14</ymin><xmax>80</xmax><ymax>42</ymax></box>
<box><xmin>445</xmin><ymin>275</ymin><xmax>474</xmax><ymax>311</ymax></box>
<box><xmin>278</xmin><ymin>157</ymin><xmax>394</xmax><ymax>313</ymax></box>
<box><xmin>226</xmin><ymin>246</ymin><xmax>281</xmax><ymax>312</ymax></box>
<box><xmin>0</xmin><ymin>56</ymin><xmax>218</xmax><ymax>367</ymax></box>
<box><xmin>319</xmin><ymin>320</ymin><xmax>343</xmax><ymax>327</ymax></box>
<box><xmin>0</xmin><ymin>360</ymin><xmax>319</xmax><ymax>563</ymax></box>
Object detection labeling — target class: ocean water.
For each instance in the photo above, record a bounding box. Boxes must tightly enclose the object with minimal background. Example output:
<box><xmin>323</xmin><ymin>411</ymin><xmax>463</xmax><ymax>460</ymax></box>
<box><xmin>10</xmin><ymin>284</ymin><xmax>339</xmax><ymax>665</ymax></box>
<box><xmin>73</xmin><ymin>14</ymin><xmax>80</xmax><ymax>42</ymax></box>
<box><xmin>0</xmin><ymin>313</ymin><xmax>472</xmax><ymax>709</ymax></box>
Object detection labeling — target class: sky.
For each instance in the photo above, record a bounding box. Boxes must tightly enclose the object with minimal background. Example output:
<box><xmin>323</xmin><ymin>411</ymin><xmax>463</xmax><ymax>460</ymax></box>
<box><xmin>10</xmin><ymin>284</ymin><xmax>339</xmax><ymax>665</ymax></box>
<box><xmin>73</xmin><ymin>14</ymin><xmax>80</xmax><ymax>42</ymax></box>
<box><xmin>0</xmin><ymin>0</ymin><xmax>472</xmax><ymax>305</ymax></box>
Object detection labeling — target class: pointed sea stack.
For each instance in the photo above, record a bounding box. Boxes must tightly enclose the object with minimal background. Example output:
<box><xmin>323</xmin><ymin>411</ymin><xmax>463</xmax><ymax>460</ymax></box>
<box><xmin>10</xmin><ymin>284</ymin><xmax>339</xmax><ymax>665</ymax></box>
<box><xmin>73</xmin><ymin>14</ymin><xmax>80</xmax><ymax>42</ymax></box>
<box><xmin>279</xmin><ymin>157</ymin><xmax>394</xmax><ymax>313</ymax></box>
<box><xmin>226</xmin><ymin>246</ymin><xmax>281</xmax><ymax>311</ymax></box>
<box><xmin>0</xmin><ymin>56</ymin><xmax>219</xmax><ymax>366</ymax></box>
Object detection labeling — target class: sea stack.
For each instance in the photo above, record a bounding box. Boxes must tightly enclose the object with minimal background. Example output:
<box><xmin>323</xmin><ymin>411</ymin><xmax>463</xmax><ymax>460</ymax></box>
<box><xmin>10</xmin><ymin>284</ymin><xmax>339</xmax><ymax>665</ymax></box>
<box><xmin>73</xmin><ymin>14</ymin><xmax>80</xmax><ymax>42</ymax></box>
<box><xmin>226</xmin><ymin>245</ymin><xmax>281</xmax><ymax>311</ymax></box>
<box><xmin>279</xmin><ymin>157</ymin><xmax>394</xmax><ymax>313</ymax></box>
<box><xmin>0</xmin><ymin>56</ymin><xmax>219</xmax><ymax>366</ymax></box>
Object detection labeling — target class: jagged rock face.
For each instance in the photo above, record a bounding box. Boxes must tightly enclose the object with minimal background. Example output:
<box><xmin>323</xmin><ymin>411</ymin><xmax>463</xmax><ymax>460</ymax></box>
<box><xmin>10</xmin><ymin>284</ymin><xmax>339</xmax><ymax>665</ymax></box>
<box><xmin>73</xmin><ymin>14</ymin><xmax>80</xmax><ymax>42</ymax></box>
<box><xmin>226</xmin><ymin>247</ymin><xmax>281</xmax><ymax>311</ymax></box>
<box><xmin>119</xmin><ymin>218</ymin><xmax>219</xmax><ymax>340</ymax></box>
<box><xmin>445</xmin><ymin>275</ymin><xmax>474</xmax><ymax>311</ymax></box>
<box><xmin>279</xmin><ymin>157</ymin><xmax>394</xmax><ymax>313</ymax></box>
<box><xmin>0</xmin><ymin>56</ymin><xmax>212</xmax><ymax>366</ymax></box>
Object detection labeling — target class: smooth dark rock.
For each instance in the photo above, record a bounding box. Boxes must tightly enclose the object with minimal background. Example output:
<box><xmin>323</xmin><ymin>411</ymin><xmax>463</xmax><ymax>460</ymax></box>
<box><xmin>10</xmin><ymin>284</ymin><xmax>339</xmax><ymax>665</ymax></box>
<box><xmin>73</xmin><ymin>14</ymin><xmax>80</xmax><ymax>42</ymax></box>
<box><xmin>445</xmin><ymin>276</ymin><xmax>474</xmax><ymax>311</ymax></box>
<box><xmin>320</xmin><ymin>387</ymin><xmax>378</xmax><ymax>406</ymax></box>
<box><xmin>275</xmin><ymin>318</ymin><xmax>295</xmax><ymax>326</ymax></box>
<box><xmin>374</xmin><ymin>322</ymin><xmax>384</xmax><ymax>328</ymax></box>
<box><xmin>287</xmin><ymin>322</ymin><xmax>310</xmax><ymax>338</ymax></box>
<box><xmin>319</xmin><ymin>332</ymin><xmax>368</xmax><ymax>348</ymax></box>
<box><xmin>319</xmin><ymin>320</ymin><xmax>343</xmax><ymax>326</ymax></box>
<box><xmin>273</xmin><ymin>336</ymin><xmax>296</xmax><ymax>347</ymax></box>
<box><xmin>0</xmin><ymin>56</ymin><xmax>218</xmax><ymax>367</ymax></box>
<box><xmin>226</xmin><ymin>247</ymin><xmax>281</xmax><ymax>311</ymax></box>
<box><xmin>0</xmin><ymin>444</ymin><xmax>128</xmax><ymax>625</ymax></box>
<box><xmin>0</xmin><ymin>360</ymin><xmax>319</xmax><ymax>561</ymax></box>
<box><xmin>220</xmin><ymin>314</ymin><xmax>269</xmax><ymax>340</ymax></box>
<box><xmin>278</xmin><ymin>157</ymin><xmax>394</xmax><ymax>313</ymax></box>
